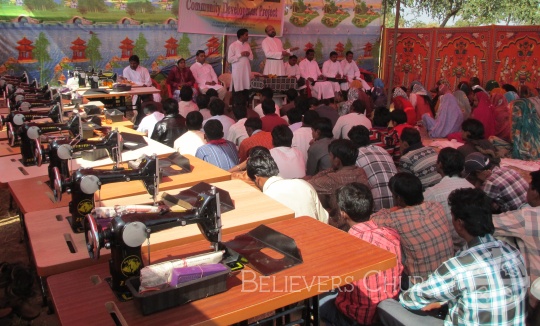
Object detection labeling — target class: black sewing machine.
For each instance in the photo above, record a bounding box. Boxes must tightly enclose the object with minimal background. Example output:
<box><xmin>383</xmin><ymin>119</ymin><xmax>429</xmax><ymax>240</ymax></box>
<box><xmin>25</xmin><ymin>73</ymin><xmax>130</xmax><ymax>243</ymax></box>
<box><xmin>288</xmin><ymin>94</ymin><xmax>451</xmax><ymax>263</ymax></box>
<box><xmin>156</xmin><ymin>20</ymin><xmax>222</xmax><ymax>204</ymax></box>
<box><xmin>17</xmin><ymin>114</ymin><xmax>81</xmax><ymax>166</ymax></box>
<box><xmin>52</xmin><ymin>154</ymin><xmax>159</xmax><ymax>233</ymax></box>
<box><xmin>0</xmin><ymin>102</ymin><xmax>62</xmax><ymax>136</ymax></box>
<box><xmin>84</xmin><ymin>186</ymin><xmax>222</xmax><ymax>297</ymax></box>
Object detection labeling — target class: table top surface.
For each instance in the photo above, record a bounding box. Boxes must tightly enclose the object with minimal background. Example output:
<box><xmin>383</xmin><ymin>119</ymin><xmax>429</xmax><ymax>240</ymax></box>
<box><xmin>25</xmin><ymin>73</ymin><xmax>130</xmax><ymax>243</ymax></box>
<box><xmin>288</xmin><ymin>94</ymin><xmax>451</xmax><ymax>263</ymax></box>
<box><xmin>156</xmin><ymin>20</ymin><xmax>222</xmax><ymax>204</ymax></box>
<box><xmin>9</xmin><ymin>154</ymin><xmax>231</xmax><ymax>214</ymax></box>
<box><xmin>0</xmin><ymin>136</ymin><xmax>174</xmax><ymax>185</ymax></box>
<box><xmin>47</xmin><ymin>216</ymin><xmax>396</xmax><ymax>326</ymax></box>
<box><xmin>27</xmin><ymin>179</ymin><xmax>293</xmax><ymax>277</ymax></box>
<box><xmin>0</xmin><ymin>140</ymin><xmax>20</xmax><ymax>157</ymax></box>
<box><xmin>77</xmin><ymin>86</ymin><xmax>160</xmax><ymax>99</ymax></box>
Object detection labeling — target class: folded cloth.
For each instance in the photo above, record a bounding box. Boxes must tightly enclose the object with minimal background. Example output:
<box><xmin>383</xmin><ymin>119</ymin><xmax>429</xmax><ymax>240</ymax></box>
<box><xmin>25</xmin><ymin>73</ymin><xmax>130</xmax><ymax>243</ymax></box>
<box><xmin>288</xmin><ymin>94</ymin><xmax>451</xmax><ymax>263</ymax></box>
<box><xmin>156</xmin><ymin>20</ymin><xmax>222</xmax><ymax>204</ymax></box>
<box><xmin>169</xmin><ymin>263</ymin><xmax>228</xmax><ymax>287</ymax></box>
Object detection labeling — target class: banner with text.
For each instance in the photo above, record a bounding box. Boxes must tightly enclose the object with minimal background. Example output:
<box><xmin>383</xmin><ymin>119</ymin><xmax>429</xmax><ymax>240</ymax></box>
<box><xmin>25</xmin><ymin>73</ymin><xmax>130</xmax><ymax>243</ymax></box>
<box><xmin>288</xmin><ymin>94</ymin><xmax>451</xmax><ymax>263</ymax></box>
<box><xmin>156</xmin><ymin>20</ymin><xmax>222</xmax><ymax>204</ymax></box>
<box><xmin>178</xmin><ymin>0</ymin><xmax>285</xmax><ymax>36</ymax></box>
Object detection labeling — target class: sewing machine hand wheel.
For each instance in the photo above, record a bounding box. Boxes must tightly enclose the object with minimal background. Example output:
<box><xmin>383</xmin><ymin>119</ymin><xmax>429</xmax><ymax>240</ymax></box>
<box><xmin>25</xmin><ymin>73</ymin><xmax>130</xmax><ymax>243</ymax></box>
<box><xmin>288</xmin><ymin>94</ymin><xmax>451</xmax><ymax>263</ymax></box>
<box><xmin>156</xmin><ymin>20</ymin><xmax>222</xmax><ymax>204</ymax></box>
<box><xmin>26</xmin><ymin>126</ymin><xmax>41</xmax><ymax>140</ymax></box>
<box><xmin>57</xmin><ymin>144</ymin><xmax>73</xmax><ymax>160</ymax></box>
<box><xmin>52</xmin><ymin>167</ymin><xmax>63</xmax><ymax>202</ymax></box>
<box><xmin>6</xmin><ymin>122</ymin><xmax>15</xmax><ymax>146</ymax></box>
<box><xmin>85</xmin><ymin>214</ymin><xmax>102</xmax><ymax>260</ymax></box>
<box><xmin>12</xmin><ymin>113</ymin><xmax>25</xmax><ymax>126</ymax></box>
<box><xmin>34</xmin><ymin>139</ymin><xmax>43</xmax><ymax>167</ymax></box>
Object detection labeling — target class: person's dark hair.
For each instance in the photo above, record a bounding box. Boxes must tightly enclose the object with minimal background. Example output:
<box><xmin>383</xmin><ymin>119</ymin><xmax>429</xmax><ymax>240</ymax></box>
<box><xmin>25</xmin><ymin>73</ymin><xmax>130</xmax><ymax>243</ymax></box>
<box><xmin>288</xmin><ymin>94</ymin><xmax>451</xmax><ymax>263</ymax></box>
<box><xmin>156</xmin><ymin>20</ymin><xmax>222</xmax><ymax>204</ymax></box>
<box><xmin>196</xmin><ymin>93</ymin><xmax>209</xmax><ymax>109</ymax></box>
<box><xmin>389</xmin><ymin>172</ymin><xmax>424</xmax><ymax>206</ymax></box>
<box><xmin>208</xmin><ymin>98</ymin><xmax>225</xmax><ymax>116</ymax></box>
<box><xmin>260</xmin><ymin>87</ymin><xmax>273</xmax><ymax>100</ymax></box>
<box><xmin>345</xmin><ymin>51</ymin><xmax>353</xmax><ymax>56</ymax></box>
<box><xmin>307</xmin><ymin>97</ymin><xmax>319</xmax><ymax>108</ymax></box>
<box><xmin>186</xmin><ymin>111</ymin><xmax>203</xmax><ymax>130</ymax></box>
<box><xmin>448</xmin><ymin>188</ymin><xmax>494</xmax><ymax>236</ymax></box>
<box><xmin>348</xmin><ymin>125</ymin><xmax>370</xmax><ymax>148</ymax></box>
<box><xmin>286</xmin><ymin>88</ymin><xmax>298</xmax><ymax>101</ymax></box>
<box><xmin>142</xmin><ymin>102</ymin><xmax>157</xmax><ymax>115</ymax></box>
<box><xmin>502</xmin><ymin>84</ymin><xmax>518</xmax><ymax>93</ymax></box>
<box><xmin>286</xmin><ymin>108</ymin><xmax>302</xmax><ymax>124</ymax></box>
<box><xmin>306</xmin><ymin>49</ymin><xmax>315</xmax><ymax>56</ymax></box>
<box><xmin>203</xmin><ymin>119</ymin><xmax>224</xmax><ymax>140</ymax></box>
<box><xmin>400</xmin><ymin>127</ymin><xmax>421</xmax><ymax>146</ymax></box>
<box><xmin>248</xmin><ymin>146</ymin><xmax>270</xmax><ymax>158</ymax></box>
<box><xmin>473</xmin><ymin>88</ymin><xmax>484</xmax><ymax>94</ymax></box>
<box><xmin>530</xmin><ymin>170</ymin><xmax>540</xmax><ymax>193</ymax></box>
<box><xmin>262</xmin><ymin>99</ymin><xmax>276</xmax><ymax>115</ymax></box>
<box><xmin>271</xmin><ymin>124</ymin><xmax>293</xmax><ymax>147</ymax></box>
<box><xmin>311</xmin><ymin>117</ymin><xmax>333</xmax><ymax>139</ymax></box>
<box><xmin>462</xmin><ymin>118</ymin><xmax>485</xmax><ymax>140</ymax></box>
<box><xmin>363</xmin><ymin>73</ymin><xmax>373</xmax><ymax>83</ymax></box>
<box><xmin>205</xmin><ymin>88</ymin><xmax>218</xmax><ymax>98</ymax></box>
<box><xmin>246</xmin><ymin>154</ymin><xmax>279</xmax><ymax>180</ymax></box>
<box><xmin>177</xmin><ymin>58</ymin><xmax>185</xmax><ymax>65</ymax></box>
<box><xmin>330</xmin><ymin>51</ymin><xmax>338</xmax><ymax>57</ymax></box>
<box><xmin>336</xmin><ymin>183</ymin><xmax>373</xmax><ymax>223</ymax></box>
<box><xmin>328</xmin><ymin>139</ymin><xmax>358</xmax><ymax>166</ymax></box>
<box><xmin>351</xmin><ymin>99</ymin><xmax>366</xmax><ymax>114</ymax></box>
<box><xmin>232</xmin><ymin>92</ymin><xmax>248</xmax><ymax>107</ymax></box>
<box><xmin>390</xmin><ymin>109</ymin><xmax>407</xmax><ymax>125</ymax></box>
<box><xmin>470</xmin><ymin>77</ymin><xmax>481</xmax><ymax>87</ymax></box>
<box><xmin>302</xmin><ymin>110</ymin><xmax>320</xmax><ymax>127</ymax></box>
<box><xmin>128</xmin><ymin>55</ymin><xmax>140</xmax><ymax>64</ymax></box>
<box><xmin>438</xmin><ymin>147</ymin><xmax>465</xmax><ymax>177</ymax></box>
<box><xmin>196</xmin><ymin>50</ymin><xmax>205</xmax><ymax>57</ymax></box>
<box><xmin>457</xmin><ymin>81</ymin><xmax>472</xmax><ymax>95</ymax></box>
<box><xmin>232</xmin><ymin>103</ymin><xmax>247</xmax><ymax>120</ymax></box>
<box><xmin>162</xmin><ymin>98</ymin><xmax>179</xmax><ymax>115</ymax></box>
<box><xmin>237</xmin><ymin>28</ymin><xmax>248</xmax><ymax>38</ymax></box>
<box><xmin>373</xmin><ymin>107</ymin><xmax>391</xmax><ymax>127</ymax></box>
<box><xmin>289</xmin><ymin>55</ymin><xmax>298</xmax><ymax>60</ymax></box>
<box><xmin>244</xmin><ymin>117</ymin><xmax>262</xmax><ymax>131</ymax></box>
<box><xmin>520</xmin><ymin>85</ymin><xmax>531</xmax><ymax>98</ymax></box>
<box><xmin>179</xmin><ymin>85</ymin><xmax>193</xmax><ymax>102</ymax></box>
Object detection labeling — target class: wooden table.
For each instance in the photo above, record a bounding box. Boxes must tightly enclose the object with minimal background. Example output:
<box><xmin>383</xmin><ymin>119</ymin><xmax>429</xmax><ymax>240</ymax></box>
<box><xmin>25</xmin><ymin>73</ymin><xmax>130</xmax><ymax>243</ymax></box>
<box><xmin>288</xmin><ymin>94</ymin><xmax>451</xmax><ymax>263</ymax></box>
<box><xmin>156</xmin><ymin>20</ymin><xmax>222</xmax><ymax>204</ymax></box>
<box><xmin>9</xmin><ymin>154</ymin><xmax>231</xmax><ymax>215</ymax></box>
<box><xmin>0</xmin><ymin>136</ymin><xmax>175</xmax><ymax>186</ymax></box>
<box><xmin>0</xmin><ymin>129</ymin><xmax>6</xmax><ymax>140</ymax></box>
<box><xmin>28</xmin><ymin>180</ymin><xmax>293</xmax><ymax>277</ymax></box>
<box><xmin>0</xmin><ymin>140</ymin><xmax>20</xmax><ymax>157</ymax></box>
<box><xmin>47</xmin><ymin>216</ymin><xmax>396</xmax><ymax>325</ymax></box>
<box><xmin>77</xmin><ymin>86</ymin><xmax>160</xmax><ymax>100</ymax></box>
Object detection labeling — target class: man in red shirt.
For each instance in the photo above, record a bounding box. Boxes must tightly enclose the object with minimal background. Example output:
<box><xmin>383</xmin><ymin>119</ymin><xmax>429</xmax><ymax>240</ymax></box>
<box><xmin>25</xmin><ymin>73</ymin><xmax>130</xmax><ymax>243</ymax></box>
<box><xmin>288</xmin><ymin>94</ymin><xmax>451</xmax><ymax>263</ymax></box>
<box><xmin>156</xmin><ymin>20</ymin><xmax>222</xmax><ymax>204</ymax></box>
<box><xmin>238</xmin><ymin>117</ymin><xmax>273</xmax><ymax>162</ymax></box>
<box><xmin>260</xmin><ymin>99</ymin><xmax>287</xmax><ymax>132</ymax></box>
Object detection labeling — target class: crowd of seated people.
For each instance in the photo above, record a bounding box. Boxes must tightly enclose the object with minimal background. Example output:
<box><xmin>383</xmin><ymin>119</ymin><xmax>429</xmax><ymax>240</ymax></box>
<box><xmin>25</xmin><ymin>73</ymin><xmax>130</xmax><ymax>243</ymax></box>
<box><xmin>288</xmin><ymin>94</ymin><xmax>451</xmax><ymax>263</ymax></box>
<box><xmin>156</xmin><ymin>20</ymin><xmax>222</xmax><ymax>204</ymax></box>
<box><xmin>156</xmin><ymin>58</ymin><xmax>540</xmax><ymax>324</ymax></box>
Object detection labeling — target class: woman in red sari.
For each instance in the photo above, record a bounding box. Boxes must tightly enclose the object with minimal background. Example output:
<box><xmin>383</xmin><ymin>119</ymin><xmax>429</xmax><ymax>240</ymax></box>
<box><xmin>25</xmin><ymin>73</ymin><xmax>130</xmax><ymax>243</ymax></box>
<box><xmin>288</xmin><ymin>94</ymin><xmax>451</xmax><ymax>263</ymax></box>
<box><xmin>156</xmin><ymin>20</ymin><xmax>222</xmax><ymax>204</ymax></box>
<box><xmin>471</xmin><ymin>89</ymin><xmax>496</xmax><ymax>139</ymax></box>
<box><xmin>392</xmin><ymin>87</ymin><xmax>416</xmax><ymax>126</ymax></box>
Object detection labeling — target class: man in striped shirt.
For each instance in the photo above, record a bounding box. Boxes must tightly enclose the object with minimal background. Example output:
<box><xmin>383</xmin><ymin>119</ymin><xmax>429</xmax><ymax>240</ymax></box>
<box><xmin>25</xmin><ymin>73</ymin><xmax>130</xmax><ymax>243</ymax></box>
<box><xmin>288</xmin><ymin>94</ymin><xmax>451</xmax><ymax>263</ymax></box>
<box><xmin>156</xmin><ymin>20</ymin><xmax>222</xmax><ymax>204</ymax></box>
<box><xmin>195</xmin><ymin>119</ymin><xmax>239</xmax><ymax>170</ymax></box>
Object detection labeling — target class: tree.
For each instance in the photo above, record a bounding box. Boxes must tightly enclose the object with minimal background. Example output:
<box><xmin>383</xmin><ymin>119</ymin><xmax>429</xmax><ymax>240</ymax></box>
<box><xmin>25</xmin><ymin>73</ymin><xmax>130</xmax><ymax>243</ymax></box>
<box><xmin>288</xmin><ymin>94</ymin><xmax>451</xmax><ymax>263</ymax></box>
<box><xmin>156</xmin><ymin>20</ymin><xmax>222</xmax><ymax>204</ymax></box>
<box><xmin>344</xmin><ymin>38</ymin><xmax>353</xmax><ymax>54</ymax></box>
<box><xmin>249</xmin><ymin>38</ymin><xmax>259</xmax><ymax>61</ymax></box>
<box><xmin>127</xmin><ymin>1</ymin><xmax>155</xmax><ymax>14</ymax></box>
<box><xmin>86</xmin><ymin>32</ymin><xmax>102</xmax><ymax>69</ymax></box>
<box><xmin>171</xmin><ymin>0</ymin><xmax>179</xmax><ymax>16</ymax></box>
<box><xmin>78</xmin><ymin>0</ymin><xmax>108</xmax><ymax>14</ymax></box>
<box><xmin>177</xmin><ymin>34</ymin><xmax>191</xmax><ymax>59</ymax></box>
<box><xmin>314</xmin><ymin>38</ymin><xmax>323</xmax><ymax>62</ymax></box>
<box><xmin>24</xmin><ymin>0</ymin><xmax>57</xmax><ymax>11</ymax></box>
<box><xmin>33</xmin><ymin>32</ymin><xmax>52</xmax><ymax>85</ymax></box>
<box><xmin>134</xmin><ymin>33</ymin><xmax>149</xmax><ymax>61</ymax></box>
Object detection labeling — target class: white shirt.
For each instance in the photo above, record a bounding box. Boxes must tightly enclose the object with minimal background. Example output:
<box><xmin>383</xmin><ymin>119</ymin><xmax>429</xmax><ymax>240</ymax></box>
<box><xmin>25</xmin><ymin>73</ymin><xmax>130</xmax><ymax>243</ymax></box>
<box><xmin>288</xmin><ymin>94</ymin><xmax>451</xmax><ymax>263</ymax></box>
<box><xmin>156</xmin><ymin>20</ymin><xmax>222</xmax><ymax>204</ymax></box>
<box><xmin>253</xmin><ymin>103</ymin><xmax>280</xmax><ymax>117</ymax></box>
<box><xmin>322</xmin><ymin>60</ymin><xmax>343</xmax><ymax>92</ymax></box>
<box><xmin>289</xmin><ymin>122</ymin><xmax>302</xmax><ymax>132</ymax></box>
<box><xmin>262</xmin><ymin>37</ymin><xmax>289</xmax><ymax>76</ymax></box>
<box><xmin>332</xmin><ymin>113</ymin><xmax>372</xmax><ymax>140</ymax></box>
<box><xmin>263</xmin><ymin>176</ymin><xmax>328</xmax><ymax>223</ymax></box>
<box><xmin>203</xmin><ymin>115</ymin><xmax>236</xmax><ymax>139</ymax></box>
<box><xmin>270</xmin><ymin>146</ymin><xmax>306</xmax><ymax>179</ymax></box>
<box><xmin>299</xmin><ymin>59</ymin><xmax>334</xmax><ymax>99</ymax></box>
<box><xmin>137</xmin><ymin>111</ymin><xmax>164</xmax><ymax>138</ymax></box>
<box><xmin>227</xmin><ymin>40</ymin><xmax>253</xmax><ymax>92</ymax></box>
<box><xmin>173</xmin><ymin>130</ymin><xmax>206</xmax><ymax>156</ymax></box>
<box><xmin>178</xmin><ymin>101</ymin><xmax>198</xmax><ymax>119</ymax></box>
<box><xmin>123</xmin><ymin>65</ymin><xmax>152</xmax><ymax>86</ymax></box>
<box><xmin>227</xmin><ymin>118</ymin><xmax>248</xmax><ymax>147</ymax></box>
<box><xmin>199</xmin><ymin>108</ymin><xmax>212</xmax><ymax>121</ymax></box>
<box><xmin>190</xmin><ymin>62</ymin><xmax>222</xmax><ymax>90</ymax></box>
<box><xmin>291</xmin><ymin>126</ymin><xmax>313</xmax><ymax>163</ymax></box>
<box><xmin>340</xmin><ymin>59</ymin><xmax>361</xmax><ymax>91</ymax></box>
<box><xmin>299</xmin><ymin>58</ymin><xmax>321</xmax><ymax>80</ymax></box>
<box><xmin>283</xmin><ymin>62</ymin><xmax>301</xmax><ymax>79</ymax></box>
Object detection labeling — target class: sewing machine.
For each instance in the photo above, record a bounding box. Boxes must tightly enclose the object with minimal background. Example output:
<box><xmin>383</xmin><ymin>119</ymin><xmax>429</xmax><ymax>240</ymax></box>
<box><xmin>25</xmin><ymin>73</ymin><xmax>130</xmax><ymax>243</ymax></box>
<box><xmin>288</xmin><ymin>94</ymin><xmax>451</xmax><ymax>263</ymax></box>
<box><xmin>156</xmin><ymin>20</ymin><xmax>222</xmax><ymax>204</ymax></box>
<box><xmin>52</xmin><ymin>154</ymin><xmax>159</xmax><ymax>233</ymax></box>
<box><xmin>84</xmin><ymin>186</ymin><xmax>222</xmax><ymax>297</ymax></box>
<box><xmin>0</xmin><ymin>102</ymin><xmax>62</xmax><ymax>134</ymax></box>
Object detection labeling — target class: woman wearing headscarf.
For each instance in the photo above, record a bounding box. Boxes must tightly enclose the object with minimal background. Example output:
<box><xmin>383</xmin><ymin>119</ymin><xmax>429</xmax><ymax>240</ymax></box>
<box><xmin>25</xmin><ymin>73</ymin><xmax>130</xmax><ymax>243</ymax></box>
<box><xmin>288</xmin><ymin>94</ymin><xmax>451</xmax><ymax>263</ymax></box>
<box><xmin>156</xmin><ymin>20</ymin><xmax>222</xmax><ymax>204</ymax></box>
<box><xmin>453</xmin><ymin>90</ymin><xmax>472</xmax><ymax>119</ymax></box>
<box><xmin>471</xmin><ymin>90</ymin><xmax>496</xmax><ymax>139</ymax></box>
<box><xmin>392</xmin><ymin>87</ymin><xmax>415</xmax><ymax>126</ymax></box>
<box><xmin>338</xmin><ymin>87</ymin><xmax>359</xmax><ymax>116</ymax></box>
<box><xmin>510</xmin><ymin>97</ymin><xmax>540</xmax><ymax>160</ymax></box>
<box><xmin>422</xmin><ymin>82</ymin><xmax>463</xmax><ymax>138</ymax></box>
<box><xmin>504</xmin><ymin>91</ymin><xmax>519</xmax><ymax>103</ymax></box>
<box><xmin>409</xmin><ymin>83</ymin><xmax>433</xmax><ymax>122</ymax></box>
<box><xmin>371</xmin><ymin>78</ymin><xmax>387</xmax><ymax>108</ymax></box>
<box><xmin>490</xmin><ymin>88</ymin><xmax>511</xmax><ymax>142</ymax></box>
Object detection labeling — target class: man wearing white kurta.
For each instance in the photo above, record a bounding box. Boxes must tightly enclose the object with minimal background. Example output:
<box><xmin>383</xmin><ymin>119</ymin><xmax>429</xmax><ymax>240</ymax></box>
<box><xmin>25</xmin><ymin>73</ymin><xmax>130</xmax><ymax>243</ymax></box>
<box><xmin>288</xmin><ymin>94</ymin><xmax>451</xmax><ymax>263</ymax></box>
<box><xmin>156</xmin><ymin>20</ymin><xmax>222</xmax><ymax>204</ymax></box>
<box><xmin>299</xmin><ymin>49</ymin><xmax>334</xmax><ymax>100</ymax></box>
<box><xmin>123</xmin><ymin>55</ymin><xmax>161</xmax><ymax>121</ymax></box>
<box><xmin>340</xmin><ymin>51</ymin><xmax>362</xmax><ymax>91</ymax></box>
<box><xmin>322</xmin><ymin>51</ymin><xmax>343</xmax><ymax>94</ymax></box>
<box><xmin>262</xmin><ymin>25</ymin><xmax>298</xmax><ymax>76</ymax></box>
<box><xmin>227</xmin><ymin>29</ymin><xmax>253</xmax><ymax>93</ymax></box>
<box><xmin>283</xmin><ymin>56</ymin><xmax>301</xmax><ymax>79</ymax></box>
<box><xmin>190</xmin><ymin>50</ymin><xmax>226</xmax><ymax>100</ymax></box>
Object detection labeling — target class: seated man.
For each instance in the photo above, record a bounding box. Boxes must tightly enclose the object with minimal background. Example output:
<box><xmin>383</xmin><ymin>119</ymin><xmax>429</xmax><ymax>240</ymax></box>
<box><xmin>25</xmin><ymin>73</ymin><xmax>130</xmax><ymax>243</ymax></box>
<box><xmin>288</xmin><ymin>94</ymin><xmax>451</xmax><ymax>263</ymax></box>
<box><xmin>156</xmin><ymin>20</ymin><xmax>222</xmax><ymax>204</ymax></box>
<box><xmin>238</xmin><ymin>117</ymin><xmax>273</xmax><ymax>162</ymax></box>
<box><xmin>247</xmin><ymin>153</ymin><xmax>328</xmax><ymax>222</ymax></box>
<box><xmin>424</xmin><ymin>148</ymin><xmax>474</xmax><ymax>251</ymax></box>
<box><xmin>173</xmin><ymin>111</ymin><xmax>206</xmax><ymax>156</ymax></box>
<box><xmin>190</xmin><ymin>50</ymin><xmax>226</xmax><ymax>100</ymax></box>
<box><xmin>283</xmin><ymin>55</ymin><xmax>301</xmax><ymax>79</ymax></box>
<box><xmin>202</xmin><ymin>99</ymin><xmax>235</xmax><ymax>139</ymax></box>
<box><xmin>151</xmin><ymin>98</ymin><xmax>187</xmax><ymax>148</ymax></box>
<box><xmin>195</xmin><ymin>119</ymin><xmax>239</xmax><ymax>170</ymax></box>
<box><xmin>280</xmin><ymin>88</ymin><xmax>298</xmax><ymax>117</ymax></box>
<box><xmin>137</xmin><ymin>102</ymin><xmax>164</xmax><ymax>138</ymax></box>
<box><xmin>333</xmin><ymin>99</ymin><xmax>372</xmax><ymax>140</ymax></box>
<box><xmin>293</xmin><ymin>110</ymin><xmax>319</xmax><ymax>164</ymax></box>
<box><xmin>348</xmin><ymin>125</ymin><xmax>397</xmax><ymax>212</ymax></box>
<box><xmin>299</xmin><ymin>49</ymin><xmax>334</xmax><ymax>100</ymax></box>
<box><xmin>270</xmin><ymin>125</ymin><xmax>305</xmax><ymax>179</ymax></box>
<box><xmin>320</xmin><ymin>183</ymin><xmax>403</xmax><ymax>325</ymax></box>
<box><xmin>261</xmin><ymin>99</ymin><xmax>287</xmax><ymax>132</ymax></box>
<box><xmin>340</xmin><ymin>51</ymin><xmax>369</xmax><ymax>92</ymax></box>
<box><xmin>371</xmin><ymin>173</ymin><xmax>453</xmax><ymax>287</ymax></box>
<box><xmin>308</xmin><ymin>139</ymin><xmax>370</xmax><ymax>229</ymax></box>
<box><xmin>178</xmin><ymin>86</ymin><xmax>198</xmax><ymax>119</ymax></box>
<box><xmin>123</xmin><ymin>54</ymin><xmax>161</xmax><ymax>121</ymax></box>
<box><xmin>399</xmin><ymin>127</ymin><xmax>442</xmax><ymax>190</ymax></box>
<box><xmin>253</xmin><ymin>87</ymin><xmax>281</xmax><ymax>117</ymax></box>
<box><xmin>322</xmin><ymin>51</ymin><xmax>343</xmax><ymax>97</ymax></box>
<box><xmin>306</xmin><ymin>117</ymin><xmax>333</xmax><ymax>176</ymax></box>
<box><xmin>464</xmin><ymin>152</ymin><xmax>528</xmax><ymax>213</ymax></box>
<box><xmin>227</xmin><ymin>102</ymin><xmax>249</xmax><ymax>147</ymax></box>
<box><xmin>166</xmin><ymin>58</ymin><xmax>196</xmax><ymax>100</ymax></box>
<box><xmin>378</xmin><ymin>188</ymin><xmax>529</xmax><ymax>326</ymax></box>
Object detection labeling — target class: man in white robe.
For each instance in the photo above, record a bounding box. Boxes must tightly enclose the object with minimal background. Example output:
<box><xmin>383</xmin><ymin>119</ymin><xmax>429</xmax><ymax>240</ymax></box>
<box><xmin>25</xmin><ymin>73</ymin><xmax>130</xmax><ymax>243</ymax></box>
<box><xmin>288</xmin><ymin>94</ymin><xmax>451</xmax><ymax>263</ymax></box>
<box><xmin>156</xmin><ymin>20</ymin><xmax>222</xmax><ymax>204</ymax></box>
<box><xmin>190</xmin><ymin>50</ymin><xmax>226</xmax><ymax>100</ymax></box>
<box><xmin>299</xmin><ymin>49</ymin><xmax>334</xmax><ymax>100</ymax></box>
<box><xmin>283</xmin><ymin>55</ymin><xmax>301</xmax><ymax>79</ymax></box>
<box><xmin>322</xmin><ymin>51</ymin><xmax>343</xmax><ymax>95</ymax></box>
<box><xmin>227</xmin><ymin>28</ymin><xmax>253</xmax><ymax>93</ymax></box>
<box><xmin>122</xmin><ymin>54</ymin><xmax>161</xmax><ymax>121</ymax></box>
<box><xmin>262</xmin><ymin>25</ymin><xmax>298</xmax><ymax>76</ymax></box>
<box><xmin>340</xmin><ymin>51</ymin><xmax>364</xmax><ymax>91</ymax></box>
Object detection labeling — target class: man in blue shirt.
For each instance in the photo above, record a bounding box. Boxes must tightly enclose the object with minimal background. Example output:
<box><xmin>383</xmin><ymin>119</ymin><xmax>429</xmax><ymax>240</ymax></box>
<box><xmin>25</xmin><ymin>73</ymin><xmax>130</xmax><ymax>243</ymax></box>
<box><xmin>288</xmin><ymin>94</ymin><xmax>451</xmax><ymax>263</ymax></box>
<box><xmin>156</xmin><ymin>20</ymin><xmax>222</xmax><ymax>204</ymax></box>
<box><xmin>195</xmin><ymin>119</ymin><xmax>239</xmax><ymax>170</ymax></box>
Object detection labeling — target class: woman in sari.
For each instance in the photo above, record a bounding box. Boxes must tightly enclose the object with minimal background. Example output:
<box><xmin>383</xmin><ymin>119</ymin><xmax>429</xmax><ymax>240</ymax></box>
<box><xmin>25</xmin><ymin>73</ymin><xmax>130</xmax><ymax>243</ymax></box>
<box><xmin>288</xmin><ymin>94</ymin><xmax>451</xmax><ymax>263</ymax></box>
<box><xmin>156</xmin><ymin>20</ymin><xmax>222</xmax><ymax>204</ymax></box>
<box><xmin>371</xmin><ymin>78</ymin><xmax>387</xmax><ymax>108</ymax></box>
<box><xmin>490</xmin><ymin>88</ymin><xmax>511</xmax><ymax>142</ymax></box>
<box><xmin>471</xmin><ymin>90</ymin><xmax>496</xmax><ymax>139</ymax></box>
<box><xmin>453</xmin><ymin>90</ymin><xmax>472</xmax><ymax>120</ymax></box>
<box><xmin>409</xmin><ymin>83</ymin><xmax>433</xmax><ymax>122</ymax></box>
<box><xmin>392</xmin><ymin>87</ymin><xmax>416</xmax><ymax>126</ymax></box>
<box><xmin>510</xmin><ymin>97</ymin><xmax>540</xmax><ymax>160</ymax></box>
<box><xmin>338</xmin><ymin>87</ymin><xmax>360</xmax><ymax>116</ymax></box>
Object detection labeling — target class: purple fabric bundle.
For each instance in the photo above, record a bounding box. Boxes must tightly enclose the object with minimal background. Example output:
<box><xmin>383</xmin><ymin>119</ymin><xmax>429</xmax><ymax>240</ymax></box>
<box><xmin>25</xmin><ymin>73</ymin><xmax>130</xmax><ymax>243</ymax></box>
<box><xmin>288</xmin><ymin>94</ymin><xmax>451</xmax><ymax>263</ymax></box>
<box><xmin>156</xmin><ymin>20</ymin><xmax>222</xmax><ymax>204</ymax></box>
<box><xmin>169</xmin><ymin>264</ymin><xmax>228</xmax><ymax>287</ymax></box>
